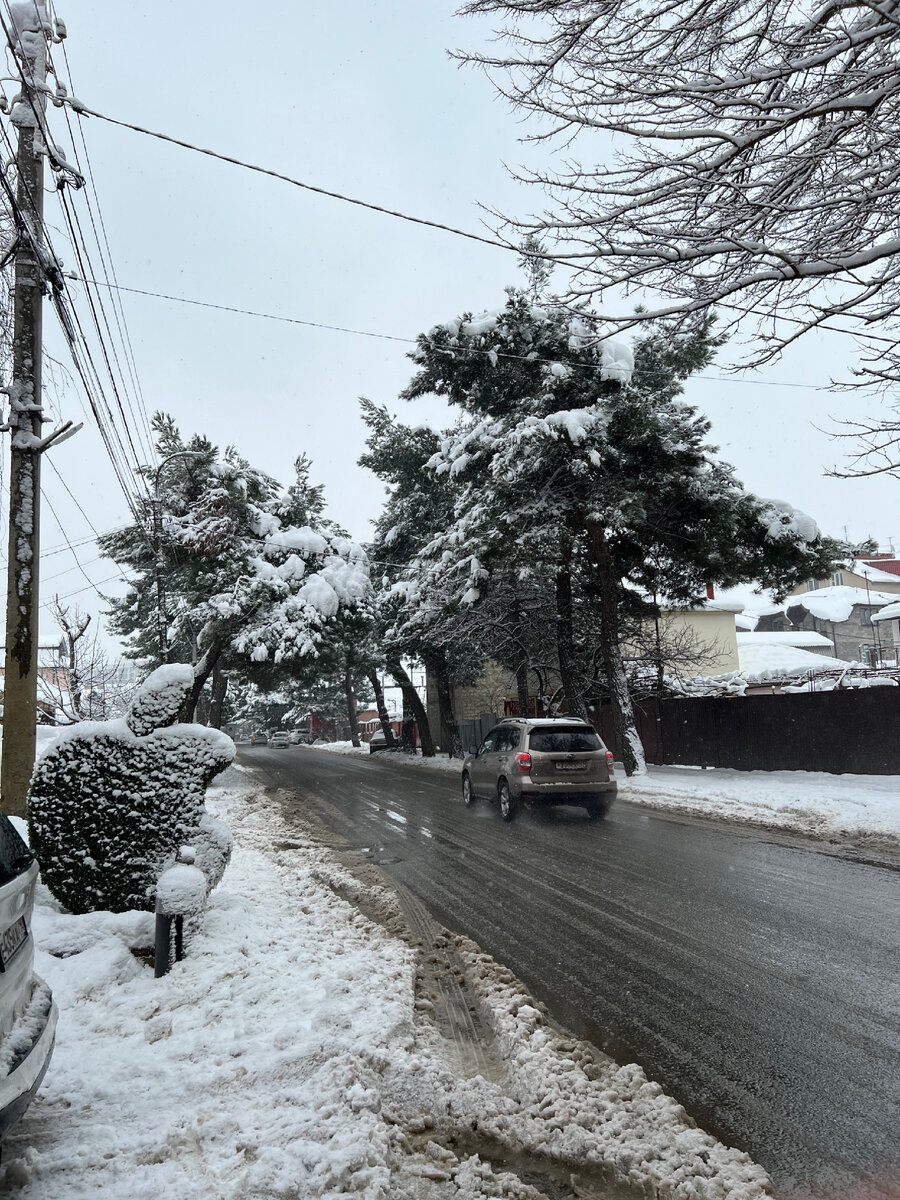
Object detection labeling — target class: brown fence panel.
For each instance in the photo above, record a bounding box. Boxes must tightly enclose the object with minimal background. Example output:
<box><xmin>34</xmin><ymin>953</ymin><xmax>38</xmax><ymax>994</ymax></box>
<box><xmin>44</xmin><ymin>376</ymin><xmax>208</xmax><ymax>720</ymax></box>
<box><xmin>656</xmin><ymin>687</ymin><xmax>900</xmax><ymax>774</ymax></box>
<box><xmin>598</xmin><ymin>698</ymin><xmax>663</xmax><ymax>763</ymax></box>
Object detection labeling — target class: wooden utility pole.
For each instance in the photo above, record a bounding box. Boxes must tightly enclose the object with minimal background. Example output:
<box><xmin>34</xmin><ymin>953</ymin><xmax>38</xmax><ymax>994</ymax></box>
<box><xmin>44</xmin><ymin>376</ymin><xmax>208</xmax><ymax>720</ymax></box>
<box><xmin>1</xmin><ymin>4</ymin><xmax>48</xmax><ymax>817</ymax></box>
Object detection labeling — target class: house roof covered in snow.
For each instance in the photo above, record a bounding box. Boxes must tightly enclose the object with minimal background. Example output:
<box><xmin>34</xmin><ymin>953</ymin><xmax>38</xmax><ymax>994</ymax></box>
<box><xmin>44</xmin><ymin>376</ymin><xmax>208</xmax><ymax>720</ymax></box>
<box><xmin>872</xmin><ymin>600</ymin><xmax>900</xmax><ymax>624</ymax></box>
<box><xmin>736</xmin><ymin>631</ymin><xmax>834</xmax><ymax>649</ymax></box>
<box><xmin>856</xmin><ymin>557</ymin><xmax>900</xmax><ymax>581</ymax></box>
<box><xmin>737</xmin><ymin>642</ymin><xmax>852</xmax><ymax>676</ymax></box>
<box><xmin>786</xmin><ymin>585</ymin><xmax>899</xmax><ymax>624</ymax></box>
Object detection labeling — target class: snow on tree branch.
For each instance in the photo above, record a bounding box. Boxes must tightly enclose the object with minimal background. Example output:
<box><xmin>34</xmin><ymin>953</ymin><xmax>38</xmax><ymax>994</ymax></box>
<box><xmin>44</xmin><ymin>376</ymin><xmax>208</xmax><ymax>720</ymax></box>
<box><xmin>458</xmin><ymin>0</ymin><xmax>900</xmax><ymax>381</ymax></box>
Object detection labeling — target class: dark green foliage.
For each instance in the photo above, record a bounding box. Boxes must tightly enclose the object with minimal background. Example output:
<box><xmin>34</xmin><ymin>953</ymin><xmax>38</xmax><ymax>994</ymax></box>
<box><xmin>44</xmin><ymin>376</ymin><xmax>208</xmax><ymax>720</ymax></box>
<box><xmin>28</xmin><ymin>666</ymin><xmax>234</xmax><ymax>915</ymax></box>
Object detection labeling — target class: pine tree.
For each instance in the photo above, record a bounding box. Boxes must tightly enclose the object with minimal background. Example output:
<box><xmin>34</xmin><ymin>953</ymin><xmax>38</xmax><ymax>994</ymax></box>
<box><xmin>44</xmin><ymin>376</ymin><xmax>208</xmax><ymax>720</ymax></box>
<box><xmin>101</xmin><ymin>415</ymin><xmax>370</xmax><ymax>721</ymax></box>
<box><xmin>399</xmin><ymin>292</ymin><xmax>838</xmax><ymax>774</ymax></box>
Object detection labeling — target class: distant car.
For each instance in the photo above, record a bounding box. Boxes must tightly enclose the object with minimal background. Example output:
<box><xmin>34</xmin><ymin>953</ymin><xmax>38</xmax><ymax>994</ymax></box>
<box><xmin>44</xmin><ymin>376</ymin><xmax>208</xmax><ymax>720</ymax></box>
<box><xmin>287</xmin><ymin>731</ymin><xmax>301</xmax><ymax>744</ymax></box>
<box><xmin>368</xmin><ymin>729</ymin><xmax>391</xmax><ymax>754</ymax></box>
<box><xmin>461</xmin><ymin>718</ymin><xmax>616</xmax><ymax>822</ymax></box>
<box><xmin>0</xmin><ymin>815</ymin><xmax>57</xmax><ymax>1138</ymax></box>
<box><xmin>269</xmin><ymin>731</ymin><xmax>291</xmax><ymax>748</ymax></box>
<box><xmin>250</xmin><ymin>731</ymin><xmax>268</xmax><ymax>745</ymax></box>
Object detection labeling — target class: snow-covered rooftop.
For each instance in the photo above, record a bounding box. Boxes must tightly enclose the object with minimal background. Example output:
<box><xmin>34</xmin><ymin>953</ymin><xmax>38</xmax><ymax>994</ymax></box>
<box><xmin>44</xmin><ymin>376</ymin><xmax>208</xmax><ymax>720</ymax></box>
<box><xmin>737</xmin><ymin>642</ymin><xmax>850</xmax><ymax>676</ymax></box>
<box><xmin>854</xmin><ymin>558</ymin><xmax>900</xmax><ymax>584</ymax></box>
<box><xmin>736</xmin><ymin>631</ymin><xmax>834</xmax><ymax>649</ymax></box>
<box><xmin>787</xmin><ymin>585</ymin><xmax>899</xmax><ymax>624</ymax></box>
<box><xmin>872</xmin><ymin>600</ymin><xmax>900</xmax><ymax>624</ymax></box>
<box><xmin>698</xmin><ymin>598</ymin><xmax>744</xmax><ymax>614</ymax></box>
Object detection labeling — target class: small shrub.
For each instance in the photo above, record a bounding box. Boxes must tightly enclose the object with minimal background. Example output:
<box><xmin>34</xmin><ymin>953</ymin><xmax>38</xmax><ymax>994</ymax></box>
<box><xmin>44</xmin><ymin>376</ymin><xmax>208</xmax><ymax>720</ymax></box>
<box><xmin>28</xmin><ymin>665</ymin><xmax>234</xmax><ymax>915</ymax></box>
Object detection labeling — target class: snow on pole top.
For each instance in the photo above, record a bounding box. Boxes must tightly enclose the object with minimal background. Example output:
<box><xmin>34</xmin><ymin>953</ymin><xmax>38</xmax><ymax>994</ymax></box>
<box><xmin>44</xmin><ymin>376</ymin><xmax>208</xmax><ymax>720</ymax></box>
<box><xmin>127</xmin><ymin>663</ymin><xmax>195</xmax><ymax>737</ymax></box>
<box><xmin>155</xmin><ymin>864</ymin><xmax>208</xmax><ymax>915</ymax></box>
<box><xmin>8</xmin><ymin>0</ymin><xmax>49</xmax><ymax>37</ymax></box>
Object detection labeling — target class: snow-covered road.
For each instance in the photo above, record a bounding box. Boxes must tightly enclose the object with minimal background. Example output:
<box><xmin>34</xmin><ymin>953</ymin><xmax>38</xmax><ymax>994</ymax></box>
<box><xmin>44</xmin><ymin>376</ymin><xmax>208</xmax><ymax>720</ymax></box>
<box><xmin>244</xmin><ymin>744</ymin><xmax>900</xmax><ymax>1198</ymax></box>
<box><xmin>3</xmin><ymin>770</ymin><xmax>773</xmax><ymax>1200</ymax></box>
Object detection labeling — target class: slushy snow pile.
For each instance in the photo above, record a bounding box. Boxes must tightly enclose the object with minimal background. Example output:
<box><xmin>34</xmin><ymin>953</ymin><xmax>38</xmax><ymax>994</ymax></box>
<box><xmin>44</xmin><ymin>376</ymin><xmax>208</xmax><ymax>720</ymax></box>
<box><xmin>4</xmin><ymin>773</ymin><xmax>772</xmax><ymax>1200</ymax></box>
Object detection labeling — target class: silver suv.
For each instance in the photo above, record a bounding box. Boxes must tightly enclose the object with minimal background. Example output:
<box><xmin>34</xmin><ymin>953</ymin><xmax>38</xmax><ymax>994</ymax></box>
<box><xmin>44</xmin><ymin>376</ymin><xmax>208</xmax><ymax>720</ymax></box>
<box><xmin>0</xmin><ymin>815</ymin><xmax>57</xmax><ymax>1138</ymax></box>
<box><xmin>461</xmin><ymin>718</ymin><xmax>616</xmax><ymax>822</ymax></box>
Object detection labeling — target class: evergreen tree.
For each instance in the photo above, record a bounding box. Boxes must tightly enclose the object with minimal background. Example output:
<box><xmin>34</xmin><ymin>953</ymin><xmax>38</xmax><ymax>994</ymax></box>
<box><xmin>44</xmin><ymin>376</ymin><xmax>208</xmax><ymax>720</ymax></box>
<box><xmin>101</xmin><ymin>415</ymin><xmax>369</xmax><ymax>721</ymax></box>
<box><xmin>398</xmin><ymin>292</ymin><xmax>838</xmax><ymax>773</ymax></box>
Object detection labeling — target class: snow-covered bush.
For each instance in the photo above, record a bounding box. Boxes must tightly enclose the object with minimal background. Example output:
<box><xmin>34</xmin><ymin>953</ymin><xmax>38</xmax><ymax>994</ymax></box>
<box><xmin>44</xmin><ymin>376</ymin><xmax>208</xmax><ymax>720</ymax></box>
<box><xmin>28</xmin><ymin>665</ymin><xmax>234</xmax><ymax>915</ymax></box>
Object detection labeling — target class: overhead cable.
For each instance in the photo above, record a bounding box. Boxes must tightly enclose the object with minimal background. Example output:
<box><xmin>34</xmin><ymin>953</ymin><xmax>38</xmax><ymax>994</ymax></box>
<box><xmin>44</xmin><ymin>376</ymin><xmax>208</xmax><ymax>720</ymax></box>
<box><xmin>59</xmin><ymin>96</ymin><xmax>514</xmax><ymax>252</ymax></box>
<box><xmin>76</xmin><ymin>276</ymin><xmax>876</xmax><ymax>393</ymax></box>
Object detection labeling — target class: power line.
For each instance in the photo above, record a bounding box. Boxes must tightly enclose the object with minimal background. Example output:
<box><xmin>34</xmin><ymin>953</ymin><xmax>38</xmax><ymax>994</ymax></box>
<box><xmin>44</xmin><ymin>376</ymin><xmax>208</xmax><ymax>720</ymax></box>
<box><xmin>41</xmin><ymin>490</ymin><xmax>129</xmax><ymax>603</ymax></box>
<box><xmin>62</xmin><ymin>96</ymin><xmax>514</xmax><ymax>253</ymax></box>
<box><xmin>44</xmin><ymin>455</ymin><xmax>102</xmax><ymax>537</ymax></box>
<box><xmin>75</xmin><ymin>277</ymin><xmax>416</xmax><ymax>343</ymax></box>
<box><xmin>38</xmin><ymin>572</ymin><xmax>127</xmax><ymax>610</ymax></box>
<box><xmin>56</xmin><ymin>33</ymin><xmax>156</xmax><ymax>460</ymax></box>
<box><xmin>0</xmin><ymin>10</ymin><xmax>155</xmax><ymax>535</ymax></box>
<box><xmin>54</xmin><ymin>95</ymin><xmax>900</xmax><ymax>360</ymax></box>
<box><xmin>0</xmin><ymin>524</ymin><xmax>127</xmax><ymax>563</ymax></box>
<box><xmin>76</xmin><ymin>275</ymin><xmax>870</xmax><ymax>393</ymax></box>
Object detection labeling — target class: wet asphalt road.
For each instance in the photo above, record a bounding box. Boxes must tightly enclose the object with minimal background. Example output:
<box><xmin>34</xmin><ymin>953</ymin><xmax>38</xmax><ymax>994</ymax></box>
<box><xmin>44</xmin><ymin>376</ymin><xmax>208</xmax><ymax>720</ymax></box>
<box><xmin>241</xmin><ymin>746</ymin><xmax>900</xmax><ymax>1200</ymax></box>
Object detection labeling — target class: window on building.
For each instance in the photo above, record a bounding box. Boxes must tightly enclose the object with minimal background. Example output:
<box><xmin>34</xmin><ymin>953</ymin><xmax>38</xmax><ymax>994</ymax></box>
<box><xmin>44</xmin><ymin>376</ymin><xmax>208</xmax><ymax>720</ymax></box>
<box><xmin>859</xmin><ymin>608</ymin><xmax>873</xmax><ymax>626</ymax></box>
<box><xmin>831</xmin><ymin>571</ymin><xmax>844</xmax><ymax>586</ymax></box>
<box><xmin>806</xmin><ymin>579</ymin><xmax>817</xmax><ymax>591</ymax></box>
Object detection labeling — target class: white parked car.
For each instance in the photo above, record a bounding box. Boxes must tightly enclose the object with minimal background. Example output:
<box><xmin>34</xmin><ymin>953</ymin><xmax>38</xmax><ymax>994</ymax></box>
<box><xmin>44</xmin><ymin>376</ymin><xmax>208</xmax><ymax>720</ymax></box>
<box><xmin>269</xmin><ymin>731</ymin><xmax>291</xmax><ymax>748</ymax></box>
<box><xmin>368</xmin><ymin>729</ymin><xmax>391</xmax><ymax>753</ymax></box>
<box><xmin>0</xmin><ymin>815</ymin><xmax>57</xmax><ymax>1137</ymax></box>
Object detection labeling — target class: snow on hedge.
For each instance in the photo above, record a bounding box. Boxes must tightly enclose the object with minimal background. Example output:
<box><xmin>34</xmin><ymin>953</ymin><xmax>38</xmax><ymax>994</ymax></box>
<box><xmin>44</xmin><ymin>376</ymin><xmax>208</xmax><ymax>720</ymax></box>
<box><xmin>28</xmin><ymin>666</ymin><xmax>234</xmax><ymax>914</ymax></box>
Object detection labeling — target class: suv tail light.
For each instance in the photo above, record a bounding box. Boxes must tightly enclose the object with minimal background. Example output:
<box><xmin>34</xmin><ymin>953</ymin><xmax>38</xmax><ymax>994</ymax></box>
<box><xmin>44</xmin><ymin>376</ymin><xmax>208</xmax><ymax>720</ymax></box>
<box><xmin>515</xmin><ymin>752</ymin><xmax>532</xmax><ymax>773</ymax></box>
<box><xmin>606</xmin><ymin>751</ymin><xmax>615</xmax><ymax>775</ymax></box>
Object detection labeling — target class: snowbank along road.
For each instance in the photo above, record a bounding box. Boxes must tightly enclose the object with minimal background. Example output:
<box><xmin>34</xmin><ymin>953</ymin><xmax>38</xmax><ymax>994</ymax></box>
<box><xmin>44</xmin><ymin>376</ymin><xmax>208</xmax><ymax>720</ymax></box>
<box><xmin>241</xmin><ymin>744</ymin><xmax>900</xmax><ymax>1200</ymax></box>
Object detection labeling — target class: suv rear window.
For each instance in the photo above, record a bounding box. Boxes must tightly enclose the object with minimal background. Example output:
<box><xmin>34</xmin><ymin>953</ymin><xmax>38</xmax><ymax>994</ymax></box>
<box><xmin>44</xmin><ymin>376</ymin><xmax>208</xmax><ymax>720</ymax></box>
<box><xmin>0</xmin><ymin>814</ymin><xmax>33</xmax><ymax>886</ymax></box>
<box><xmin>528</xmin><ymin>727</ymin><xmax>602</xmax><ymax>753</ymax></box>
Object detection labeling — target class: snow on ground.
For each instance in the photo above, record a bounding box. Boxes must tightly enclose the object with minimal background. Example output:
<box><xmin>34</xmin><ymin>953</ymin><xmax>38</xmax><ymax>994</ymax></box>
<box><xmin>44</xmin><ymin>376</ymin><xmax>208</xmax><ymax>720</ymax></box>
<box><xmin>306</xmin><ymin>744</ymin><xmax>900</xmax><ymax>849</ymax></box>
<box><xmin>619</xmin><ymin>765</ymin><xmax>900</xmax><ymax>847</ymax></box>
<box><xmin>4</xmin><ymin>772</ymin><xmax>772</xmax><ymax>1200</ymax></box>
<box><xmin>306</xmin><ymin>738</ymin><xmax>371</xmax><ymax>757</ymax></box>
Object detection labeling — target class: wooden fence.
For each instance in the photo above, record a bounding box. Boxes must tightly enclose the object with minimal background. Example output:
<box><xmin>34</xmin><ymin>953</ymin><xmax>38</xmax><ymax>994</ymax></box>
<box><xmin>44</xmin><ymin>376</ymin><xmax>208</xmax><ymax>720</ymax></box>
<box><xmin>598</xmin><ymin>687</ymin><xmax>900</xmax><ymax>774</ymax></box>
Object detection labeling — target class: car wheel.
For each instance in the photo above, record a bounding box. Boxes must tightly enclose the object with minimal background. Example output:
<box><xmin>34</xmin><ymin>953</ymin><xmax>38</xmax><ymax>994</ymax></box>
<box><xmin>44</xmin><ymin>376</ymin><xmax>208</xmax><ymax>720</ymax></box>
<box><xmin>462</xmin><ymin>773</ymin><xmax>475</xmax><ymax>806</ymax></box>
<box><xmin>586</xmin><ymin>801</ymin><xmax>607</xmax><ymax>821</ymax></box>
<box><xmin>498</xmin><ymin>779</ymin><xmax>516</xmax><ymax>822</ymax></box>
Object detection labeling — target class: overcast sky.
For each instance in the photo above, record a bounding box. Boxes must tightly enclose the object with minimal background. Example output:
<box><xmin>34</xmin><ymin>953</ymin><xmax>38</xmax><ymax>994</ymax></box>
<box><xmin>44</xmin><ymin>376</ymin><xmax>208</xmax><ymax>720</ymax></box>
<box><xmin>9</xmin><ymin>0</ymin><xmax>900</xmax><ymax>645</ymax></box>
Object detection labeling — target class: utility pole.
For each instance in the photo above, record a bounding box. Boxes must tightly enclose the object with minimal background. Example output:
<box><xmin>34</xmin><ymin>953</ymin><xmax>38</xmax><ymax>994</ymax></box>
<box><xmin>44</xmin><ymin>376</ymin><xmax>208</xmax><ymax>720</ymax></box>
<box><xmin>1</xmin><ymin>3</ymin><xmax>49</xmax><ymax>818</ymax></box>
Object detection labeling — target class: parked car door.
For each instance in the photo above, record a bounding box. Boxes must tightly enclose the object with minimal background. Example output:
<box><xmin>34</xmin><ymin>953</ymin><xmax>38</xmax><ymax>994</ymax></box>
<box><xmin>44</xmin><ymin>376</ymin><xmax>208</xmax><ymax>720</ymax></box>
<box><xmin>469</xmin><ymin>728</ymin><xmax>501</xmax><ymax>796</ymax></box>
<box><xmin>495</xmin><ymin>726</ymin><xmax>520</xmax><ymax>781</ymax></box>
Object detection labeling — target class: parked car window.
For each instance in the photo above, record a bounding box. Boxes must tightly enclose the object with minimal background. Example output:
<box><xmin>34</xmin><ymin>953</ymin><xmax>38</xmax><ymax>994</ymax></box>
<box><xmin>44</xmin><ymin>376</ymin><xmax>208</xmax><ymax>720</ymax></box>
<box><xmin>0</xmin><ymin>815</ymin><xmax>32</xmax><ymax>887</ymax></box>
<box><xmin>478</xmin><ymin>730</ymin><xmax>500</xmax><ymax>754</ymax></box>
<box><xmin>528</xmin><ymin>727</ymin><xmax>602</xmax><ymax>753</ymax></box>
<box><xmin>497</xmin><ymin>727</ymin><xmax>520</xmax><ymax>751</ymax></box>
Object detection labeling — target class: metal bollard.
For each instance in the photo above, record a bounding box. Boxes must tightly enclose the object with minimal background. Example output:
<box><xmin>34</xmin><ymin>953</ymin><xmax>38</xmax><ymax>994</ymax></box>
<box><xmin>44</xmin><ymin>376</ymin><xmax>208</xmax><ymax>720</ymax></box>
<box><xmin>154</xmin><ymin>911</ymin><xmax>184</xmax><ymax>978</ymax></box>
<box><xmin>154</xmin><ymin>860</ymin><xmax>207</xmax><ymax>977</ymax></box>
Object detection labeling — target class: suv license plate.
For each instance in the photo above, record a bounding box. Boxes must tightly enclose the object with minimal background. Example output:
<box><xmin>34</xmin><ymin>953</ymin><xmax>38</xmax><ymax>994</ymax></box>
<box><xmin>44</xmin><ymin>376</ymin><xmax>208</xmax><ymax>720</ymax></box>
<box><xmin>0</xmin><ymin>916</ymin><xmax>27</xmax><ymax>970</ymax></box>
<box><xmin>555</xmin><ymin>761</ymin><xmax>587</xmax><ymax>772</ymax></box>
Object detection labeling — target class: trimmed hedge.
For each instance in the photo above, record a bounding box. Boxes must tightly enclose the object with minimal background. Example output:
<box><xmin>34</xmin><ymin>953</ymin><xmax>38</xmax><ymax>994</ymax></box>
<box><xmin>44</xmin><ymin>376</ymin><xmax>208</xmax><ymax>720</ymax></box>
<box><xmin>28</xmin><ymin>665</ymin><xmax>234</xmax><ymax>915</ymax></box>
